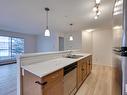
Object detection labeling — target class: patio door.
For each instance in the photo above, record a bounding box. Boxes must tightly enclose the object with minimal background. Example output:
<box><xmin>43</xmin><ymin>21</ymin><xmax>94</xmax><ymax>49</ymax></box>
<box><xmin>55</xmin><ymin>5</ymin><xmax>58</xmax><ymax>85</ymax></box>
<box><xmin>0</xmin><ymin>36</ymin><xmax>24</xmax><ymax>65</ymax></box>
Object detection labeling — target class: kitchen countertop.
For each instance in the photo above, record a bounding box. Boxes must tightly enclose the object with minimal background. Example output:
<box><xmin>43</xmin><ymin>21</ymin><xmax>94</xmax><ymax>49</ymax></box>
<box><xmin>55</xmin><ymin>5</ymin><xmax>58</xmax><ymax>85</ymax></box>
<box><xmin>21</xmin><ymin>53</ymin><xmax>91</xmax><ymax>78</ymax></box>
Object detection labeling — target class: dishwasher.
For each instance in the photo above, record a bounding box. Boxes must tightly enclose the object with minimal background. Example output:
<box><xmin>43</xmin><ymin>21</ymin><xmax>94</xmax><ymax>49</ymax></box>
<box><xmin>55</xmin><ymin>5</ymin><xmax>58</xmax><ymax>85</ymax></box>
<box><xmin>64</xmin><ymin>62</ymin><xmax>77</xmax><ymax>95</ymax></box>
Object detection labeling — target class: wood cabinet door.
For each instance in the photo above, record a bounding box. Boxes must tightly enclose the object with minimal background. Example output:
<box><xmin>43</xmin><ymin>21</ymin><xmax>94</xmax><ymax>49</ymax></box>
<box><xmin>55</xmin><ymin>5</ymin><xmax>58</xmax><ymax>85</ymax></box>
<box><xmin>23</xmin><ymin>70</ymin><xmax>42</xmax><ymax>95</ymax></box>
<box><xmin>43</xmin><ymin>69</ymin><xmax>64</xmax><ymax>95</ymax></box>
<box><xmin>86</xmin><ymin>56</ymin><xmax>92</xmax><ymax>75</ymax></box>
<box><xmin>43</xmin><ymin>79</ymin><xmax>63</xmax><ymax>95</ymax></box>
<box><xmin>77</xmin><ymin>60</ymin><xmax>83</xmax><ymax>88</ymax></box>
<box><xmin>89</xmin><ymin>55</ymin><xmax>92</xmax><ymax>72</ymax></box>
<box><xmin>82</xmin><ymin>60</ymin><xmax>87</xmax><ymax>80</ymax></box>
<box><xmin>87</xmin><ymin>58</ymin><xmax>91</xmax><ymax>75</ymax></box>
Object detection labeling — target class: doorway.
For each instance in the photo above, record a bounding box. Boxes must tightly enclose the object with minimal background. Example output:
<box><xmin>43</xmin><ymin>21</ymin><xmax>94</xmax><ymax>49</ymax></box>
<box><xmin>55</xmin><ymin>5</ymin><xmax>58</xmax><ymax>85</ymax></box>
<box><xmin>59</xmin><ymin>37</ymin><xmax>64</xmax><ymax>51</ymax></box>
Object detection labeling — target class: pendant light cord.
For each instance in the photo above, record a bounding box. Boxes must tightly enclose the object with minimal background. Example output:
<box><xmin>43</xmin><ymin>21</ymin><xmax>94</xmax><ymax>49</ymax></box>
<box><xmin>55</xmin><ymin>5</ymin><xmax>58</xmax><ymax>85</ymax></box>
<box><xmin>46</xmin><ymin>10</ymin><xmax>48</xmax><ymax>29</ymax></box>
<box><xmin>70</xmin><ymin>24</ymin><xmax>73</xmax><ymax>32</ymax></box>
<box><xmin>45</xmin><ymin>8</ymin><xmax>49</xmax><ymax>29</ymax></box>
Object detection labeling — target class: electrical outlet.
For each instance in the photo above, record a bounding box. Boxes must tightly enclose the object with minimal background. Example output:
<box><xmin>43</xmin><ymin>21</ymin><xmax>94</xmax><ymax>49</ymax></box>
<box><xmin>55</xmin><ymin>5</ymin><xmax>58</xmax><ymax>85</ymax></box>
<box><xmin>125</xmin><ymin>84</ymin><xmax>127</xmax><ymax>93</ymax></box>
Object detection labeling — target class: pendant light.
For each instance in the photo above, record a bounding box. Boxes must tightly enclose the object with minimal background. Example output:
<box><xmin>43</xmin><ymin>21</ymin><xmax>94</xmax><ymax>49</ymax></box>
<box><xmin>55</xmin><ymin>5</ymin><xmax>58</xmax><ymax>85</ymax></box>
<box><xmin>69</xmin><ymin>36</ymin><xmax>73</xmax><ymax>41</ymax></box>
<box><xmin>69</xmin><ymin>24</ymin><xmax>73</xmax><ymax>41</ymax></box>
<box><xmin>96</xmin><ymin>0</ymin><xmax>101</xmax><ymax>4</ymax></box>
<box><xmin>44</xmin><ymin>8</ymin><xmax>50</xmax><ymax>37</ymax></box>
<box><xmin>93</xmin><ymin>0</ymin><xmax>101</xmax><ymax>19</ymax></box>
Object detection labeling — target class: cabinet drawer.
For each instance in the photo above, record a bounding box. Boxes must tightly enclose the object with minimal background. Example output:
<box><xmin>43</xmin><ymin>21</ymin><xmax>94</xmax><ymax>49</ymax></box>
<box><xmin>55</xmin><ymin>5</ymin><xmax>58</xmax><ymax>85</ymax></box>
<box><xmin>42</xmin><ymin>69</ymin><xmax>63</xmax><ymax>84</ymax></box>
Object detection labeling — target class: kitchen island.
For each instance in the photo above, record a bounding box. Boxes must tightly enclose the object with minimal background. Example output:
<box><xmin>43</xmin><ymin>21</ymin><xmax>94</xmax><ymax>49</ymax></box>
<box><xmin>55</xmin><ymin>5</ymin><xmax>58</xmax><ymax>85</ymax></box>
<box><xmin>17</xmin><ymin>50</ymin><xmax>92</xmax><ymax>95</ymax></box>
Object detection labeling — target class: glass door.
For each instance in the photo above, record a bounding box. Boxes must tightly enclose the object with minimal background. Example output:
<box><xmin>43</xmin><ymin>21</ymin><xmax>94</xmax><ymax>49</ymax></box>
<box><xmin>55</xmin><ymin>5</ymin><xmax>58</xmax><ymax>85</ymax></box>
<box><xmin>0</xmin><ymin>36</ymin><xmax>24</xmax><ymax>65</ymax></box>
<box><xmin>0</xmin><ymin>36</ymin><xmax>11</xmax><ymax>61</ymax></box>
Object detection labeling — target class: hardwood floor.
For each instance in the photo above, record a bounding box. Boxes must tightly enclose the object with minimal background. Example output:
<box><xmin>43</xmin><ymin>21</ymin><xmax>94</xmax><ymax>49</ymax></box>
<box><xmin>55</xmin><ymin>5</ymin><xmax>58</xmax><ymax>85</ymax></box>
<box><xmin>76</xmin><ymin>65</ymin><xmax>121</xmax><ymax>95</ymax></box>
<box><xmin>0</xmin><ymin>64</ymin><xmax>17</xmax><ymax>95</ymax></box>
<box><xmin>0</xmin><ymin>64</ymin><xmax>120</xmax><ymax>95</ymax></box>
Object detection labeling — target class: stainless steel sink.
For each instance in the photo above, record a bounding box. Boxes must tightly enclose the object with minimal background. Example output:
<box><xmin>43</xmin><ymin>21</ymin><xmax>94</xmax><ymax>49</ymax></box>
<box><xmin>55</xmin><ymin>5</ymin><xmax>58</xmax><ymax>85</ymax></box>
<box><xmin>64</xmin><ymin>55</ymin><xmax>83</xmax><ymax>59</ymax></box>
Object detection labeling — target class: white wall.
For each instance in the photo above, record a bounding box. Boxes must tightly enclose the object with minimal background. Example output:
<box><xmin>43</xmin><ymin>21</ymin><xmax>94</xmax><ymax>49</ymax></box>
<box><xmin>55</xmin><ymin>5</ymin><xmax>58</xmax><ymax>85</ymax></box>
<box><xmin>82</xmin><ymin>31</ymin><xmax>93</xmax><ymax>53</ymax></box>
<box><xmin>64</xmin><ymin>28</ymin><xmax>113</xmax><ymax>66</ymax></box>
<box><xmin>37</xmin><ymin>32</ymin><xmax>57</xmax><ymax>52</ymax></box>
<box><xmin>64</xmin><ymin>31</ymin><xmax>82</xmax><ymax>50</ymax></box>
<box><xmin>92</xmin><ymin>28</ymin><xmax>113</xmax><ymax>66</ymax></box>
<box><xmin>0</xmin><ymin>30</ymin><xmax>37</xmax><ymax>53</ymax></box>
<box><xmin>37</xmin><ymin>31</ymin><xmax>64</xmax><ymax>52</ymax></box>
<box><xmin>113</xmin><ymin>27</ymin><xmax>123</xmax><ymax>47</ymax></box>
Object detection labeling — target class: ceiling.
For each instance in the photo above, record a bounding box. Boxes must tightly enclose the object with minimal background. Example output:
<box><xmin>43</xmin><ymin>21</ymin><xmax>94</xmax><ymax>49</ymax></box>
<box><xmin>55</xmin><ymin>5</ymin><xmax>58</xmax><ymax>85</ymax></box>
<box><xmin>0</xmin><ymin>0</ymin><xmax>114</xmax><ymax>35</ymax></box>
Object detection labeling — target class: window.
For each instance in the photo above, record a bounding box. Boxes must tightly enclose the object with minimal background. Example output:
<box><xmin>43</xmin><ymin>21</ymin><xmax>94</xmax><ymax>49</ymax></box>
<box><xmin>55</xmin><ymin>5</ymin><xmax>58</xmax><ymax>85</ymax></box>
<box><xmin>0</xmin><ymin>36</ymin><xmax>24</xmax><ymax>61</ymax></box>
<box><xmin>0</xmin><ymin>36</ymin><xmax>11</xmax><ymax>61</ymax></box>
<box><xmin>12</xmin><ymin>38</ymin><xmax>24</xmax><ymax>58</ymax></box>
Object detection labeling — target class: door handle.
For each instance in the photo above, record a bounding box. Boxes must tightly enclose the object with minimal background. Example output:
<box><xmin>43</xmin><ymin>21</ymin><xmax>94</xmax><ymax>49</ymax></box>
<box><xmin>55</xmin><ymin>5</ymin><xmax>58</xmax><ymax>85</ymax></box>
<box><xmin>35</xmin><ymin>81</ymin><xmax>47</xmax><ymax>86</ymax></box>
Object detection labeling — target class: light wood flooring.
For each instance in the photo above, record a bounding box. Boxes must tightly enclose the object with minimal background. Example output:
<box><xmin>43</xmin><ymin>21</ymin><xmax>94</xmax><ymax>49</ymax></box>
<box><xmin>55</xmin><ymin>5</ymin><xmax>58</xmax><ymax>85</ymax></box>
<box><xmin>76</xmin><ymin>65</ymin><xmax>121</xmax><ymax>95</ymax></box>
<box><xmin>0</xmin><ymin>64</ymin><xmax>120</xmax><ymax>95</ymax></box>
<box><xmin>0</xmin><ymin>64</ymin><xmax>17</xmax><ymax>95</ymax></box>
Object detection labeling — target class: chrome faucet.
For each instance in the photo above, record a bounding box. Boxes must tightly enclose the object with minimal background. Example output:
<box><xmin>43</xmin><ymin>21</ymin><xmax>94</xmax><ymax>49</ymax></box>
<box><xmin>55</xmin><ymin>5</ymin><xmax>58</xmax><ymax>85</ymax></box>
<box><xmin>67</xmin><ymin>50</ymin><xmax>72</xmax><ymax>56</ymax></box>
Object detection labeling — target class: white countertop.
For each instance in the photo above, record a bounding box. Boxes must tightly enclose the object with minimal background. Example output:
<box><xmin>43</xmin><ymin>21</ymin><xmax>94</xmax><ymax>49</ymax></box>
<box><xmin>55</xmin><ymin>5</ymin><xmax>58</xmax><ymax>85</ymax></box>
<box><xmin>22</xmin><ymin>53</ymin><xmax>91</xmax><ymax>78</ymax></box>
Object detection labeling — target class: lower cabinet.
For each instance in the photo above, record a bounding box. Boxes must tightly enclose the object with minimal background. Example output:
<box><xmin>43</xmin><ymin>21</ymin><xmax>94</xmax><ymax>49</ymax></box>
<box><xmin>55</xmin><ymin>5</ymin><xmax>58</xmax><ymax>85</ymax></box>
<box><xmin>82</xmin><ymin>59</ymin><xmax>87</xmax><ymax>80</ymax></box>
<box><xmin>42</xmin><ymin>70</ymin><xmax>64</xmax><ymax>95</ymax></box>
<box><xmin>77</xmin><ymin>60</ymin><xmax>83</xmax><ymax>88</ymax></box>
<box><xmin>89</xmin><ymin>55</ymin><xmax>92</xmax><ymax>72</ymax></box>
<box><xmin>22</xmin><ymin>69</ymin><xmax>64</xmax><ymax>95</ymax></box>
<box><xmin>77</xmin><ymin>55</ymin><xmax>92</xmax><ymax>88</ymax></box>
<box><xmin>22</xmin><ymin>55</ymin><xmax>92</xmax><ymax>95</ymax></box>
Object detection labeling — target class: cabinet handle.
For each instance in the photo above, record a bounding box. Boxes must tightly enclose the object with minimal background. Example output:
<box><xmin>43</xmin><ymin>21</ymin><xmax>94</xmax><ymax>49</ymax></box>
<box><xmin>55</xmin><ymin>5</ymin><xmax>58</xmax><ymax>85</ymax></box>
<box><xmin>35</xmin><ymin>81</ymin><xmax>47</xmax><ymax>86</ymax></box>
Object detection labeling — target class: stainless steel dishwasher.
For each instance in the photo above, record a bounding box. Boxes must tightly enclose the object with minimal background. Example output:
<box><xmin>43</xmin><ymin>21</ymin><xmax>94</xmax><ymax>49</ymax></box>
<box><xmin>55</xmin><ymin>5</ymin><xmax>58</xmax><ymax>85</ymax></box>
<box><xmin>64</xmin><ymin>62</ymin><xmax>77</xmax><ymax>95</ymax></box>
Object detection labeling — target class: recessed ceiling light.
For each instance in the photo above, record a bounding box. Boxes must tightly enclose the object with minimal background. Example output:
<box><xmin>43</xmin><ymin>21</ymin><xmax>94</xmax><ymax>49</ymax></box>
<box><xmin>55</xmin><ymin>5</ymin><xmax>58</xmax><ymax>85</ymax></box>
<box><xmin>113</xmin><ymin>26</ymin><xmax>122</xmax><ymax>30</ymax></box>
<box><xmin>85</xmin><ymin>29</ymin><xmax>95</xmax><ymax>33</ymax></box>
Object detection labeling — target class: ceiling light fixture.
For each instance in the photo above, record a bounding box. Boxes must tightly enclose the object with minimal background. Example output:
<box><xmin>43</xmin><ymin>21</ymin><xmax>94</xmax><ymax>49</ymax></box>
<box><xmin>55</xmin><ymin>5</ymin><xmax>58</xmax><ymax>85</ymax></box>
<box><xmin>93</xmin><ymin>0</ymin><xmax>101</xmax><ymax>19</ymax></box>
<box><xmin>113</xmin><ymin>26</ymin><xmax>122</xmax><ymax>30</ymax></box>
<box><xmin>85</xmin><ymin>29</ymin><xmax>95</xmax><ymax>32</ymax></box>
<box><xmin>44</xmin><ymin>8</ymin><xmax>50</xmax><ymax>37</ymax></box>
<box><xmin>113</xmin><ymin>0</ymin><xmax>123</xmax><ymax>16</ymax></box>
<box><xmin>93</xmin><ymin>6</ymin><xmax>98</xmax><ymax>12</ymax></box>
<box><xmin>97</xmin><ymin>10</ymin><xmax>101</xmax><ymax>15</ymax></box>
<box><xmin>69</xmin><ymin>24</ymin><xmax>74</xmax><ymax>41</ymax></box>
<box><xmin>94</xmin><ymin>15</ymin><xmax>98</xmax><ymax>19</ymax></box>
<box><xmin>69</xmin><ymin>36</ymin><xmax>73</xmax><ymax>41</ymax></box>
<box><xmin>96</xmin><ymin>0</ymin><xmax>101</xmax><ymax>4</ymax></box>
